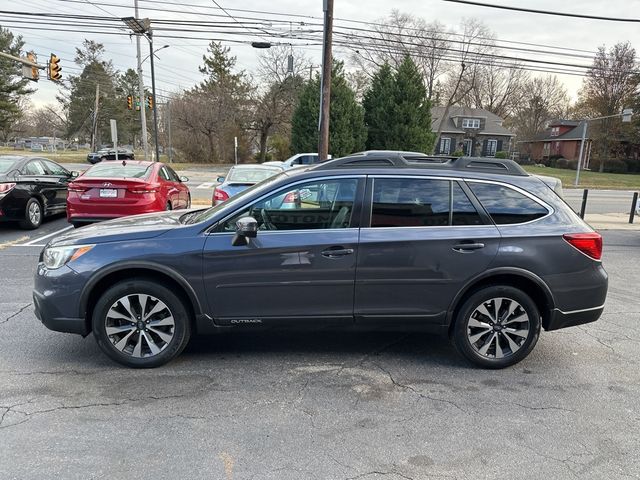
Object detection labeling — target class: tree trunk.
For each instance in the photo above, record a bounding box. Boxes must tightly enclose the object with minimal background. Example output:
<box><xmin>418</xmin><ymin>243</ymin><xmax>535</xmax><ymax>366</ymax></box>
<box><xmin>206</xmin><ymin>133</ymin><xmax>216</xmax><ymax>163</ymax></box>
<box><xmin>258</xmin><ymin>126</ymin><xmax>270</xmax><ymax>163</ymax></box>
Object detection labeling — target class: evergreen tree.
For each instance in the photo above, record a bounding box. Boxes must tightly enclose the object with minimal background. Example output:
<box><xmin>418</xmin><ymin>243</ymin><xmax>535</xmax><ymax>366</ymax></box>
<box><xmin>291</xmin><ymin>61</ymin><xmax>366</xmax><ymax>157</ymax></box>
<box><xmin>362</xmin><ymin>63</ymin><xmax>395</xmax><ymax>149</ymax></box>
<box><xmin>0</xmin><ymin>27</ymin><xmax>34</xmax><ymax>141</ymax></box>
<box><xmin>388</xmin><ymin>56</ymin><xmax>435</xmax><ymax>152</ymax></box>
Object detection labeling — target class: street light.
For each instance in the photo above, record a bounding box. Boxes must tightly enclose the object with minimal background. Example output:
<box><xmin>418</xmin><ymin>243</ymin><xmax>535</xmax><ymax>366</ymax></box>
<box><xmin>121</xmin><ymin>16</ymin><xmax>161</xmax><ymax>162</ymax></box>
<box><xmin>141</xmin><ymin>44</ymin><xmax>170</xmax><ymax>64</ymax></box>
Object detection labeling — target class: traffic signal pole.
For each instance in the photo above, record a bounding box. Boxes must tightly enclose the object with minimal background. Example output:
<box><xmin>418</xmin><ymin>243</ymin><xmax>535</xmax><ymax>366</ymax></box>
<box><xmin>134</xmin><ymin>0</ymin><xmax>149</xmax><ymax>161</ymax></box>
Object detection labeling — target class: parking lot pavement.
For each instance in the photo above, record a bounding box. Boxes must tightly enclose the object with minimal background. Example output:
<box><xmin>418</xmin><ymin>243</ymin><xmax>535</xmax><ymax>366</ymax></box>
<box><xmin>0</xmin><ymin>231</ymin><xmax>639</xmax><ymax>479</ymax></box>
<box><xmin>0</xmin><ymin>215</ymin><xmax>71</xmax><ymax>248</ymax></box>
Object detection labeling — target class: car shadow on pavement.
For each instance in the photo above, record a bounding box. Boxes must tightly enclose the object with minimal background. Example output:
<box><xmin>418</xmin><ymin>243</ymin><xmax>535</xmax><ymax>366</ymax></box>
<box><xmin>181</xmin><ymin>330</ymin><xmax>467</xmax><ymax>369</ymax></box>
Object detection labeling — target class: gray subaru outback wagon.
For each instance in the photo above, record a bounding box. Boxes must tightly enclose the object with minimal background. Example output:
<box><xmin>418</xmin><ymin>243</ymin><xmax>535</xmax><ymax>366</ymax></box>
<box><xmin>34</xmin><ymin>151</ymin><xmax>607</xmax><ymax>369</ymax></box>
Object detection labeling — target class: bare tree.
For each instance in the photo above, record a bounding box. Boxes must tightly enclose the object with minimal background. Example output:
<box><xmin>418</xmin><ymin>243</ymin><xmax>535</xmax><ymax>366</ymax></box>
<box><xmin>432</xmin><ymin>19</ymin><xmax>489</xmax><ymax>153</ymax></box>
<box><xmin>578</xmin><ymin>42</ymin><xmax>639</xmax><ymax>171</ymax></box>
<box><xmin>252</xmin><ymin>47</ymin><xmax>309</xmax><ymax>161</ymax></box>
<box><xmin>508</xmin><ymin>75</ymin><xmax>570</xmax><ymax>143</ymax></box>
<box><xmin>348</xmin><ymin>10</ymin><xmax>450</xmax><ymax>100</ymax></box>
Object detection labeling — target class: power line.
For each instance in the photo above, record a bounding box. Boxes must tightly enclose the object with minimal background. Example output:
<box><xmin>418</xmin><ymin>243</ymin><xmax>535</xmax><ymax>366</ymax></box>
<box><xmin>442</xmin><ymin>0</ymin><xmax>640</xmax><ymax>23</ymax></box>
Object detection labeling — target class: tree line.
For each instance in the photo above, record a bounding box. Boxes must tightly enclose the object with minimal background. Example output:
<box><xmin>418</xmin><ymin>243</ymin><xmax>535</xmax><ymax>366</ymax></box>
<box><xmin>1</xmin><ymin>11</ymin><xmax>639</xmax><ymax>170</ymax></box>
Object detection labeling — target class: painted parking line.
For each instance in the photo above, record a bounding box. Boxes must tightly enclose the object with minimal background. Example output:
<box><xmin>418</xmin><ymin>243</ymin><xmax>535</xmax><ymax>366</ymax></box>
<box><xmin>17</xmin><ymin>225</ymin><xmax>73</xmax><ymax>246</ymax></box>
<box><xmin>196</xmin><ymin>182</ymin><xmax>215</xmax><ymax>189</ymax></box>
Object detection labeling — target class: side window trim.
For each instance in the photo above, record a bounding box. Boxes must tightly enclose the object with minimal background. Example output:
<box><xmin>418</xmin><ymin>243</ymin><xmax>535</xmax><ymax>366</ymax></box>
<box><xmin>208</xmin><ymin>175</ymin><xmax>366</xmax><ymax>234</ymax></box>
<box><xmin>457</xmin><ymin>180</ymin><xmax>493</xmax><ymax>225</ymax></box>
<box><xmin>465</xmin><ymin>179</ymin><xmax>554</xmax><ymax>226</ymax></box>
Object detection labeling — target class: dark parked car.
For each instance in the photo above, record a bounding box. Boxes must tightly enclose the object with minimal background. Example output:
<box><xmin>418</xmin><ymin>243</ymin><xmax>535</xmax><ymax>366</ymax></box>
<box><xmin>86</xmin><ymin>149</ymin><xmax>134</xmax><ymax>164</ymax></box>
<box><xmin>34</xmin><ymin>151</ymin><xmax>607</xmax><ymax>368</ymax></box>
<box><xmin>0</xmin><ymin>155</ymin><xmax>77</xmax><ymax>229</ymax></box>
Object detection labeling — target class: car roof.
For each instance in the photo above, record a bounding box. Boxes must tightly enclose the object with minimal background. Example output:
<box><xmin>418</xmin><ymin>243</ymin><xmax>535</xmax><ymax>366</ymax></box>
<box><xmin>94</xmin><ymin>160</ymin><xmax>154</xmax><ymax>166</ymax></box>
<box><xmin>230</xmin><ymin>164</ymin><xmax>283</xmax><ymax>170</ymax></box>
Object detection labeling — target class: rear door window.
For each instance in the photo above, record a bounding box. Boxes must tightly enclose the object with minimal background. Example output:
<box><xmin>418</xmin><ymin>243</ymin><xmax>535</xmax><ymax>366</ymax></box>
<box><xmin>23</xmin><ymin>160</ymin><xmax>47</xmax><ymax>176</ymax></box>
<box><xmin>41</xmin><ymin>160</ymin><xmax>69</xmax><ymax>176</ymax></box>
<box><xmin>468</xmin><ymin>182</ymin><xmax>548</xmax><ymax>224</ymax></box>
<box><xmin>452</xmin><ymin>182</ymin><xmax>483</xmax><ymax>226</ymax></box>
<box><xmin>371</xmin><ymin>178</ymin><xmax>450</xmax><ymax>227</ymax></box>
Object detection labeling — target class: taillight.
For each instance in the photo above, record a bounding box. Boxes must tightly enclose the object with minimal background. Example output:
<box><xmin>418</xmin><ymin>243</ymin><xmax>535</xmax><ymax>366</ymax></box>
<box><xmin>563</xmin><ymin>232</ymin><xmax>603</xmax><ymax>260</ymax></box>
<box><xmin>68</xmin><ymin>184</ymin><xmax>87</xmax><ymax>193</ymax></box>
<box><xmin>128</xmin><ymin>186</ymin><xmax>157</xmax><ymax>194</ymax></box>
<box><xmin>0</xmin><ymin>182</ymin><xmax>16</xmax><ymax>195</ymax></box>
<box><xmin>213</xmin><ymin>188</ymin><xmax>229</xmax><ymax>204</ymax></box>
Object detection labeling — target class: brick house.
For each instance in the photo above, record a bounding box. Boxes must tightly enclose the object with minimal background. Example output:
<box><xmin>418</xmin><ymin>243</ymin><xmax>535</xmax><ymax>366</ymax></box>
<box><xmin>431</xmin><ymin>106</ymin><xmax>515</xmax><ymax>156</ymax></box>
<box><xmin>520</xmin><ymin>120</ymin><xmax>591</xmax><ymax>167</ymax></box>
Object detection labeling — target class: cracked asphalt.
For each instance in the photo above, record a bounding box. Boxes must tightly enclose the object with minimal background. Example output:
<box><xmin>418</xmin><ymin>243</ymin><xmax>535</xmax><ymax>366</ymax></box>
<box><xmin>0</xmin><ymin>231</ymin><xmax>639</xmax><ymax>480</ymax></box>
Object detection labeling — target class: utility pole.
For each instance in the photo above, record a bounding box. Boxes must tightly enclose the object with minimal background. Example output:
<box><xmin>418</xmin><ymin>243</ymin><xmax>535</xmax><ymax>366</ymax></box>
<box><xmin>166</xmin><ymin>101</ymin><xmax>173</xmax><ymax>163</ymax></box>
<box><xmin>148</xmin><ymin>29</ymin><xmax>161</xmax><ymax>162</ymax></box>
<box><xmin>134</xmin><ymin>0</ymin><xmax>149</xmax><ymax>161</ymax></box>
<box><xmin>91</xmin><ymin>83</ymin><xmax>100</xmax><ymax>151</ymax></box>
<box><xmin>318</xmin><ymin>0</ymin><xmax>334</xmax><ymax>161</ymax></box>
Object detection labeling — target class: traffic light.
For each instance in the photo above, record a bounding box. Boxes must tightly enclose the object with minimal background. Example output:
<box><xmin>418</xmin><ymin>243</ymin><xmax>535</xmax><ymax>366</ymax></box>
<box><xmin>26</xmin><ymin>52</ymin><xmax>39</xmax><ymax>82</ymax></box>
<box><xmin>47</xmin><ymin>54</ymin><xmax>62</xmax><ymax>82</ymax></box>
<box><xmin>127</xmin><ymin>95</ymin><xmax>133</xmax><ymax>110</ymax></box>
<box><xmin>146</xmin><ymin>95</ymin><xmax>153</xmax><ymax>110</ymax></box>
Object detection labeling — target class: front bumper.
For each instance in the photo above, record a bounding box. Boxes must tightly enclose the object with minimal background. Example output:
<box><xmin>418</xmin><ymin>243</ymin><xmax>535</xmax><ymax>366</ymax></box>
<box><xmin>33</xmin><ymin>263</ymin><xmax>89</xmax><ymax>336</ymax></box>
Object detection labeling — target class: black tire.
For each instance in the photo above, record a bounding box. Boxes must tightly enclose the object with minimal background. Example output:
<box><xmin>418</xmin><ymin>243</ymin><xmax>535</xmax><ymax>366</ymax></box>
<box><xmin>186</xmin><ymin>194</ymin><xmax>191</xmax><ymax>209</ymax></box>
<box><xmin>71</xmin><ymin>222</ymin><xmax>83</xmax><ymax>229</ymax></box>
<box><xmin>452</xmin><ymin>285</ymin><xmax>541</xmax><ymax>369</ymax></box>
<box><xmin>166</xmin><ymin>201</ymin><xmax>172</xmax><ymax>211</ymax></box>
<box><xmin>92</xmin><ymin>279</ymin><xmax>192</xmax><ymax>368</ymax></box>
<box><xmin>19</xmin><ymin>197</ymin><xmax>43</xmax><ymax>230</ymax></box>
<box><xmin>99</xmin><ymin>156</ymin><xmax>107</xmax><ymax>162</ymax></box>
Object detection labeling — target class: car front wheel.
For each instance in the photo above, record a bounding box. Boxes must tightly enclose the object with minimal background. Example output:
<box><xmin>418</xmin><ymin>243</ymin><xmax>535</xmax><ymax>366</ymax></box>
<box><xmin>452</xmin><ymin>286</ymin><xmax>541</xmax><ymax>369</ymax></box>
<box><xmin>92</xmin><ymin>279</ymin><xmax>191</xmax><ymax>368</ymax></box>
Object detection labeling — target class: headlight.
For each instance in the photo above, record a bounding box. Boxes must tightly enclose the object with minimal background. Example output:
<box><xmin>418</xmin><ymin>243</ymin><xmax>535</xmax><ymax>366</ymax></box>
<box><xmin>42</xmin><ymin>244</ymin><xmax>94</xmax><ymax>269</ymax></box>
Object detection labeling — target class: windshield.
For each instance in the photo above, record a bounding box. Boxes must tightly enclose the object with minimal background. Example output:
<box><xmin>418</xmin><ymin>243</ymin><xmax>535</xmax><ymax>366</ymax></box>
<box><xmin>187</xmin><ymin>173</ymin><xmax>285</xmax><ymax>224</ymax></box>
<box><xmin>83</xmin><ymin>163</ymin><xmax>152</xmax><ymax>179</ymax></box>
<box><xmin>0</xmin><ymin>157</ymin><xmax>19</xmax><ymax>174</ymax></box>
<box><xmin>226</xmin><ymin>166</ymin><xmax>281</xmax><ymax>183</ymax></box>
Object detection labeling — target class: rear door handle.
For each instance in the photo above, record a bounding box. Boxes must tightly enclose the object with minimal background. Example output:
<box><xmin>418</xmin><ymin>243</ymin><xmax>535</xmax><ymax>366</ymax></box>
<box><xmin>321</xmin><ymin>247</ymin><xmax>354</xmax><ymax>258</ymax></box>
<box><xmin>452</xmin><ymin>242</ymin><xmax>485</xmax><ymax>253</ymax></box>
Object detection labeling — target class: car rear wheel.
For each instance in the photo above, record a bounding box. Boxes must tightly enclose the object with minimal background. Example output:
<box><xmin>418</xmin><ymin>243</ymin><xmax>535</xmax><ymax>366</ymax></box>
<box><xmin>100</xmin><ymin>156</ymin><xmax>107</xmax><ymax>162</ymax></box>
<box><xmin>19</xmin><ymin>198</ymin><xmax>42</xmax><ymax>230</ymax></box>
<box><xmin>452</xmin><ymin>286</ymin><xmax>541</xmax><ymax>369</ymax></box>
<box><xmin>92</xmin><ymin>279</ymin><xmax>191</xmax><ymax>368</ymax></box>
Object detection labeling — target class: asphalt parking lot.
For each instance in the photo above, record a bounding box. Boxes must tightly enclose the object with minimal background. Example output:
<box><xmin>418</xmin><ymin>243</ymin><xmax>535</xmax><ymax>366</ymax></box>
<box><xmin>0</xmin><ymin>230</ymin><xmax>639</xmax><ymax>479</ymax></box>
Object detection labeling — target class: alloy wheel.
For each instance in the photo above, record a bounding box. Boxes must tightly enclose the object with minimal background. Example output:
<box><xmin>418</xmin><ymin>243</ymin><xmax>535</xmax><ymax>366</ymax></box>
<box><xmin>28</xmin><ymin>201</ymin><xmax>41</xmax><ymax>225</ymax></box>
<box><xmin>467</xmin><ymin>297</ymin><xmax>530</xmax><ymax>359</ymax></box>
<box><xmin>105</xmin><ymin>294</ymin><xmax>175</xmax><ymax>358</ymax></box>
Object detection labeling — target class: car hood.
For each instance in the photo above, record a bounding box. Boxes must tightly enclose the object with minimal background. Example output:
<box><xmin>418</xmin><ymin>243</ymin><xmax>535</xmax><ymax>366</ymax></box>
<box><xmin>50</xmin><ymin>211</ymin><xmax>184</xmax><ymax>246</ymax></box>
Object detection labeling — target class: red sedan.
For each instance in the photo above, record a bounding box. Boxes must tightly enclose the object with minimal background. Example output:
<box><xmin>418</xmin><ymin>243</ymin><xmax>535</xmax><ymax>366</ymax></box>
<box><xmin>67</xmin><ymin>160</ymin><xmax>191</xmax><ymax>227</ymax></box>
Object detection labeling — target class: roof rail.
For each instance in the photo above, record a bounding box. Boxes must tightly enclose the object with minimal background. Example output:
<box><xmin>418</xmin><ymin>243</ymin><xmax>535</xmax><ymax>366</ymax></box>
<box><xmin>313</xmin><ymin>150</ymin><xmax>528</xmax><ymax>176</ymax></box>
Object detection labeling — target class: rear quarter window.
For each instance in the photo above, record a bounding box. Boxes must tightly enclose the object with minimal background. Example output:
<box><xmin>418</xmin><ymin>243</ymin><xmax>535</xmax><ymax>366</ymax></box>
<box><xmin>468</xmin><ymin>182</ymin><xmax>549</xmax><ymax>225</ymax></box>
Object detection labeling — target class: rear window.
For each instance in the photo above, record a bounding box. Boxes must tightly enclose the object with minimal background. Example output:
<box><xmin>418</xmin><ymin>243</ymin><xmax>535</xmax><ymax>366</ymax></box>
<box><xmin>468</xmin><ymin>182</ymin><xmax>548</xmax><ymax>225</ymax></box>
<box><xmin>0</xmin><ymin>158</ymin><xmax>18</xmax><ymax>174</ymax></box>
<box><xmin>83</xmin><ymin>163</ymin><xmax>151</xmax><ymax>179</ymax></box>
<box><xmin>227</xmin><ymin>167</ymin><xmax>281</xmax><ymax>183</ymax></box>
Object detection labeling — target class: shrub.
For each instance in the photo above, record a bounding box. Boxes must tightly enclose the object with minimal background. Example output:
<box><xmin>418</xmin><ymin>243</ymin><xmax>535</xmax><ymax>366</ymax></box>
<box><xmin>548</xmin><ymin>155</ymin><xmax>565</xmax><ymax>168</ymax></box>
<box><xmin>623</xmin><ymin>157</ymin><xmax>640</xmax><ymax>173</ymax></box>
<box><xmin>494</xmin><ymin>151</ymin><xmax>508</xmax><ymax>159</ymax></box>
<box><xmin>605</xmin><ymin>159</ymin><xmax>628</xmax><ymax>173</ymax></box>
<box><xmin>452</xmin><ymin>149</ymin><xmax>465</xmax><ymax>157</ymax></box>
<box><xmin>555</xmin><ymin>158</ymin><xmax>569</xmax><ymax>169</ymax></box>
<box><xmin>567</xmin><ymin>159</ymin><xmax>579</xmax><ymax>170</ymax></box>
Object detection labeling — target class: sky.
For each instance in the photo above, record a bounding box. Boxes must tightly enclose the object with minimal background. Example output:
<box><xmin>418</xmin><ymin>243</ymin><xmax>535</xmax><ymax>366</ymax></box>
<box><xmin>3</xmin><ymin>0</ymin><xmax>640</xmax><ymax>109</ymax></box>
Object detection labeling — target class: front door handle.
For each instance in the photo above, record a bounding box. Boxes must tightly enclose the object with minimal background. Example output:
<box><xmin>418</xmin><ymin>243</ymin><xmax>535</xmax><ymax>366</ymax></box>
<box><xmin>321</xmin><ymin>247</ymin><xmax>354</xmax><ymax>258</ymax></box>
<box><xmin>452</xmin><ymin>242</ymin><xmax>485</xmax><ymax>253</ymax></box>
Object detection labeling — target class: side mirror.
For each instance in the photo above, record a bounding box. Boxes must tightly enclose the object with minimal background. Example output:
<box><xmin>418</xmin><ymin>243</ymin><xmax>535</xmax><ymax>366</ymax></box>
<box><xmin>232</xmin><ymin>216</ymin><xmax>258</xmax><ymax>246</ymax></box>
<box><xmin>70</xmin><ymin>171</ymin><xmax>80</xmax><ymax>178</ymax></box>
<box><xmin>216</xmin><ymin>176</ymin><xmax>225</xmax><ymax>183</ymax></box>
<box><xmin>179</xmin><ymin>175</ymin><xmax>189</xmax><ymax>182</ymax></box>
